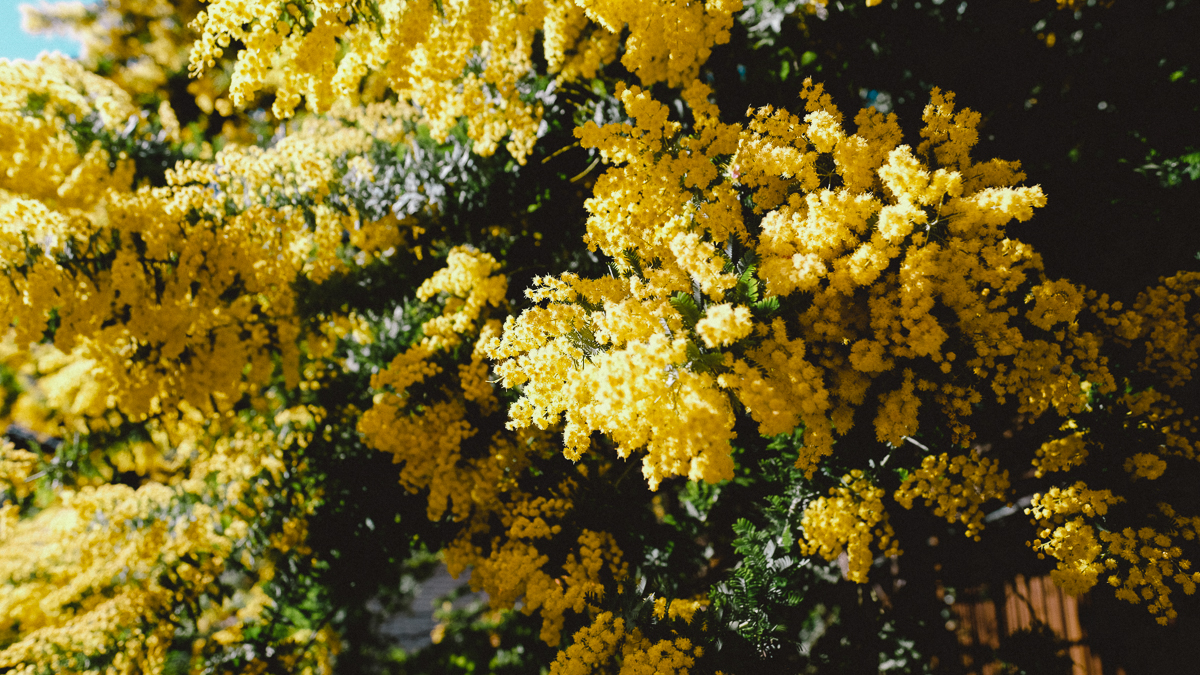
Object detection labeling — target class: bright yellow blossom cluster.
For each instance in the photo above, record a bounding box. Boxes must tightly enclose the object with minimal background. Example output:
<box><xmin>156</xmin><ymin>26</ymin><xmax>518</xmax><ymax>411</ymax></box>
<box><xmin>189</xmin><ymin>0</ymin><xmax>743</xmax><ymax>161</ymax></box>
<box><xmin>1027</xmin><ymin>482</ymin><xmax>1122</xmax><ymax>596</ymax></box>
<box><xmin>1012</xmin><ymin>269</ymin><xmax>1200</xmax><ymax>623</ymax></box>
<box><xmin>1114</xmin><ymin>272</ymin><xmax>1200</xmax><ymax>388</ymax></box>
<box><xmin>359</xmin><ymin>247</ymin><xmax>510</xmax><ymax>520</ymax></box>
<box><xmin>799</xmin><ymin>470</ymin><xmax>901</xmax><ymax>583</ymax></box>
<box><xmin>548</xmin><ymin>609</ymin><xmax>703</xmax><ymax>675</ymax></box>
<box><xmin>1033</xmin><ymin>430</ymin><xmax>1089</xmax><ymax>477</ymax></box>
<box><xmin>656</xmin><ymin>597</ymin><xmax>708</xmax><ymax>625</ymax></box>
<box><xmin>894</xmin><ymin>450</ymin><xmax>1010</xmax><ymax>540</ymax></box>
<box><xmin>1100</xmin><ymin>515</ymin><xmax>1200</xmax><ymax>626</ymax></box>
<box><xmin>0</xmin><ymin>442</ymin><xmax>38</xmax><ymax>502</ymax></box>
<box><xmin>0</xmin><ymin>396</ymin><xmax>333</xmax><ymax>673</ymax></box>
<box><xmin>0</xmin><ymin>57</ymin><xmax>421</xmax><ymax>420</ymax></box>
<box><xmin>548</xmin><ymin>611</ymin><xmax>625</xmax><ymax>675</ymax></box>
<box><xmin>490</xmin><ymin>79</ymin><xmax>1109</xmax><ymax>499</ymax></box>
<box><xmin>359</xmin><ymin>250</ymin><xmax>632</xmax><ymax>649</ymax></box>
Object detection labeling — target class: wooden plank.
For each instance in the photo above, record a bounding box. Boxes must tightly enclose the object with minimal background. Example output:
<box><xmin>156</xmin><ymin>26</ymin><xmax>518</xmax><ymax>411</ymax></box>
<box><xmin>1043</xmin><ymin>576</ymin><xmax>1066</xmax><ymax>636</ymax></box>
<box><xmin>952</xmin><ymin>603</ymin><xmax>975</xmax><ymax>646</ymax></box>
<box><xmin>1063</xmin><ymin>592</ymin><xmax>1083</xmax><ymax>642</ymax></box>
<box><xmin>1029</xmin><ymin>575</ymin><xmax>1049</xmax><ymax>624</ymax></box>
<box><xmin>974</xmin><ymin>599</ymin><xmax>1001</xmax><ymax>649</ymax></box>
<box><xmin>1004</xmin><ymin>581</ymin><xmax>1020</xmax><ymax>635</ymax></box>
<box><xmin>1013</xmin><ymin>575</ymin><xmax>1033</xmax><ymax>629</ymax></box>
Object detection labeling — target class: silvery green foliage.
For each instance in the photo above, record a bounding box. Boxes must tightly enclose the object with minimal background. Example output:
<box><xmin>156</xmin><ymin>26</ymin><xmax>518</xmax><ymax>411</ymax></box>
<box><xmin>339</xmin><ymin>137</ymin><xmax>495</xmax><ymax>224</ymax></box>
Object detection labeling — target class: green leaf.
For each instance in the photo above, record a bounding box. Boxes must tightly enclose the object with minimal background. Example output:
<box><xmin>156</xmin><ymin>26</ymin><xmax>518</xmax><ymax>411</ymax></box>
<box><xmin>670</xmin><ymin>292</ymin><xmax>702</xmax><ymax>329</ymax></box>
<box><xmin>752</xmin><ymin>295</ymin><xmax>779</xmax><ymax>318</ymax></box>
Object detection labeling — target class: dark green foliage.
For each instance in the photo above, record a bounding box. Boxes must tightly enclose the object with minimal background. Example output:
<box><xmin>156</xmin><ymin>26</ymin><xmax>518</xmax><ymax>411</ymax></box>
<box><xmin>64</xmin><ymin>111</ymin><xmax>189</xmax><ymax>187</ymax></box>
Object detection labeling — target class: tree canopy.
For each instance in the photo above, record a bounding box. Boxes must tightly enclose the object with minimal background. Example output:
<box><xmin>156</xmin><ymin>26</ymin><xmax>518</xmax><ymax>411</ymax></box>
<box><xmin>1</xmin><ymin>0</ymin><xmax>1198</xmax><ymax>673</ymax></box>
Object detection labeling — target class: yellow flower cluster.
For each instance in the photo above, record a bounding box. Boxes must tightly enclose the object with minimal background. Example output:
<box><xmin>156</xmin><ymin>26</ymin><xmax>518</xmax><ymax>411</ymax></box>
<box><xmin>0</xmin><ymin>58</ymin><xmax>425</xmax><ymax>421</ymax></box>
<box><xmin>696</xmin><ymin>303</ymin><xmax>754</xmax><ymax>349</ymax></box>
<box><xmin>799</xmin><ymin>471</ymin><xmax>901</xmax><ymax>583</ymax></box>
<box><xmin>0</xmin><ymin>55</ymin><xmax>137</xmax><ymax>208</ymax></box>
<box><xmin>720</xmin><ymin>319</ymin><xmax>834</xmax><ymax>475</ymax></box>
<box><xmin>189</xmin><ymin>0</ymin><xmax>742</xmax><ymax>162</ymax></box>
<box><xmin>491</xmin><ymin>78</ymin><xmax>1111</xmax><ymax>501</ymax></box>
<box><xmin>1033</xmin><ymin>430</ymin><xmax>1089</xmax><ymax>477</ymax></box>
<box><xmin>548</xmin><ymin>609</ymin><xmax>703</xmax><ymax>675</ymax></box>
<box><xmin>1109</xmin><ymin>272</ymin><xmax>1200</xmax><ymax>388</ymax></box>
<box><xmin>359</xmin><ymin>248</ymin><xmax>511</xmax><ymax>520</ymax></box>
<box><xmin>1027</xmin><ymin>482</ymin><xmax>1122</xmax><ymax>596</ymax></box>
<box><xmin>618</xmin><ymin>629</ymin><xmax>700</xmax><ymax>674</ymax></box>
<box><xmin>1125</xmin><ymin>452</ymin><xmax>1168</xmax><ymax>480</ymax></box>
<box><xmin>416</xmin><ymin>246</ymin><xmax>510</xmax><ymax>350</ymax></box>
<box><xmin>468</xmin><ymin>524</ymin><xmax>628</xmax><ymax>645</ymax></box>
<box><xmin>657</xmin><ymin>597</ymin><xmax>707</xmax><ymax>625</ymax></box>
<box><xmin>1022</xmin><ymin>377</ymin><xmax>1200</xmax><ymax>619</ymax></box>
<box><xmin>358</xmin><ymin>250</ymin><xmax>640</xmax><ymax>653</ymax></box>
<box><xmin>548</xmin><ymin>611</ymin><xmax>625</xmax><ymax>675</ymax></box>
<box><xmin>1117</xmin><ymin>388</ymin><xmax>1198</xmax><ymax>460</ymax></box>
<box><xmin>893</xmin><ymin>450</ymin><xmax>1010</xmax><ymax>540</ymax></box>
<box><xmin>490</xmin><ymin>320</ymin><xmax>739</xmax><ymax>489</ymax></box>
<box><xmin>1100</xmin><ymin>514</ymin><xmax>1200</xmax><ymax>626</ymax></box>
<box><xmin>0</xmin><ymin>441</ymin><xmax>38</xmax><ymax>502</ymax></box>
<box><xmin>0</xmin><ymin>404</ymin><xmax>330</xmax><ymax>673</ymax></box>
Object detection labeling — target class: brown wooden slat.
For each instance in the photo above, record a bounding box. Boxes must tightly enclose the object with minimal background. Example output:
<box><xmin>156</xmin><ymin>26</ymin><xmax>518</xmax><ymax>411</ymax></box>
<box><xmin>1013</xmin><ymin>575</ymin><xmax>1034</xmax><ymax>629</ymax></box>
<box><xmin>1063</xmin><ymin>592</ymin><xmax>1083</xmax><ymax>643</ymax></box>
<box><xmin>1044</xmin><ymin>576</ymin><xmax>1067</xmax><ymax>635</ymax></box>
<box><xmin>948</xmin><ymin>575</ymin><xmax>1106</xmax><ymax>675</ymax></box>
<box><xmin>1004</xmin><ymin>580</ymin><xmax>1020</xmax><ymax>635</ymax></box>
<box><xmin>1029</xmin><ymin>575</ymin><xmax>1046</xmax><ymax>624</ymax></box>
<box><xmin>974</xmin><ymin>599</ymin><xmax>1000</xmax><ymax>649</ymax></box>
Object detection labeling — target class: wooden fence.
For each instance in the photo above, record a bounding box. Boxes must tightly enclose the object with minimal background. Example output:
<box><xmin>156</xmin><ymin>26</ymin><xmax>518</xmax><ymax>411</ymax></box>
<box><xmin>948</xmin><ymin>574</ymin><xmax>1123</xmax><ymax>675</ymax></box>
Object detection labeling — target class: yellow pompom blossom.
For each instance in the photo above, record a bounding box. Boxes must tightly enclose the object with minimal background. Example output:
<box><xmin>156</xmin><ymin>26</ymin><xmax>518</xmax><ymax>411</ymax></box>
<box><xmin>358</xmin><ymin>248</ymin><xmax>510</xmax><ymax>520</ymax></box>
<box><xmin>416</xmin><ymin>246</ymin><xmax>510</xmax><ymax>350</ymax></box>
<box><xmin>799</xmin><ymin>470</ymin><xmax>901</xmax><ymax>583</ymax></box>
<box><xmin>894</xmin><ymin>450</ymin><xmax>1010</xmax><ymax>540</ymax></box>
<box><xmin>548</xmin><ymin>611</ymin><xmax>625</xmax><ymax>675</ymax></box>
<box><xmin>1094</xmin><ymin>272</ymin><xmax>1200</xmax><ymax>389</ymax></box>
<box><xmin>650</xmin><ymin>595</ymin><xmax>707</xmax><ymax>624</ymax></box>
<box><xmin>189</xmin><ymin>0</ymin><xmax>743</xmax><ymax>162</ymax></box>
<box><xmin>358</xmin><ymin>250</ymin><xmax>637</xmax><ymax>651</ymax></box>
<box><xmin>0</xmin><ymin>442</ymin><xmax>38</xmax><ymax>501</ymax></box>
<box><xmin>1125</xmin><ymin>452</ymin><xmax>1168</xmax><ymax>480</ymax></box>
<box><xmin>617</xmin><ymin>628</ymin><xmax>701</xmax><ymax>675</ymax></box>
<box><xmin>1019</xmin><ymin>379</ymin><xmax>1200</xmax><ymax>621</ymax></box>
<box><xmin>1033</xmin><ymin>430</ymin><xmax>1089</xmax><ymax>477</ymax></box>
<box><xmin>695</xmin><ymin>303</ymin><xmax>754</xmax><ymax>348</ymax></box>
<box><xmin>667</xmin><ymin>597</ymin><xmax>708</xmax><ymax>624</ymax></box>
<box><xmin>462</xmin><ymin>522</ymin><xmax>629</xmax><ymax>645</ymax></box>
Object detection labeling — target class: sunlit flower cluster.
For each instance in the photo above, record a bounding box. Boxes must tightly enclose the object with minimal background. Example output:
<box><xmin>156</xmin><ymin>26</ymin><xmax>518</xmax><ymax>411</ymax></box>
<box><xmin>0</xmin><ymin>59</ymin><xmax>422</xmax><ymax>420</ymax></box>
<box><xmin>491</xmin><ymin>78</ymin><xmax>1111</xmax><ymax>505</ymax></box>
<box><xmin>1026</xmin><ymin>482</ymin><xmax>1122</xmax><ymax>596</ymax></box>
<box><xmin>190</xmin><ymin>0</ymin><xmax>743</xmax><ymax>162</ymax></box>
<box><xmin>0</xmin><ymin>396</ymin><xmax>332</xmax><ymax>673</ymax></box>
<box><xmin>799</xmin><ymin>470</ymin><xmax>901</xmax><ymax>583</ymax></box>
<box><xmin>894</xmin><ymin>450</ymin><xmax>1010</xmax><ymax>540</ymax></box>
